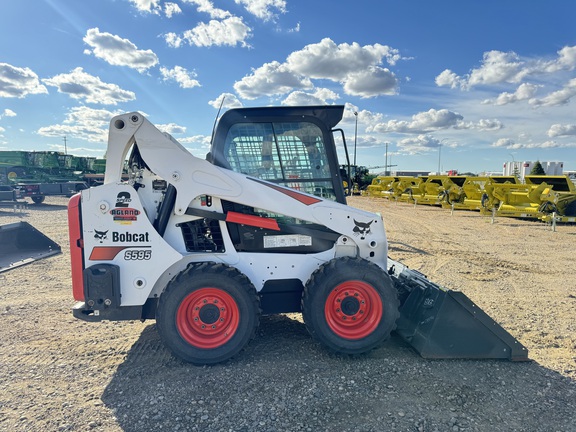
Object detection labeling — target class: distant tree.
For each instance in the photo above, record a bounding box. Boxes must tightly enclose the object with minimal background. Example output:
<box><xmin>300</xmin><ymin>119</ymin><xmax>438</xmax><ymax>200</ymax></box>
<box><xmin>530</xmin><ymin>161</ymin><xmax>546</xmax><ymax>175</ymax></box>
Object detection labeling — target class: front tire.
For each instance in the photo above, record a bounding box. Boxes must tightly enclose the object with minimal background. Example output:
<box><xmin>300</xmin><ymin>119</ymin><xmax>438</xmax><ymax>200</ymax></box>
<box><xmin>156</xmin><ymin>262</ymin><xmax>260</xmax><ymax>365</ymax></box>
<box><xmin>302</xmin><ymin>257</ymin><xmax>399</xmax><ymax>355</ymax></box>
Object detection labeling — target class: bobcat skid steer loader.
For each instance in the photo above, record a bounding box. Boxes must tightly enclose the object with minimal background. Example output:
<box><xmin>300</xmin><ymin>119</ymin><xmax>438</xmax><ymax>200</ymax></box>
<box><xmin>68</xmin><ymin>106</ymin><xmax>528</xmax><ymax>365</ymax></box>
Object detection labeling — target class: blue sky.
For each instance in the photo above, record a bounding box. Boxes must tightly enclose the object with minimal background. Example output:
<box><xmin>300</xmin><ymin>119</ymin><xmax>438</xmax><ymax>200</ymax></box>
<box><xmin>1</xmin><ymin>0</ymin><xmax>575</xmax><ymax>174</ymax></box>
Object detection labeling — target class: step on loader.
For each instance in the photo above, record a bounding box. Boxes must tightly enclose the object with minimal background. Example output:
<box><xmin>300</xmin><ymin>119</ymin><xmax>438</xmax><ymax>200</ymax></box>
<box><xmin>67</xmin><ymin>106</ymin><xmax>528</xmax><ymax>365</ymax></box>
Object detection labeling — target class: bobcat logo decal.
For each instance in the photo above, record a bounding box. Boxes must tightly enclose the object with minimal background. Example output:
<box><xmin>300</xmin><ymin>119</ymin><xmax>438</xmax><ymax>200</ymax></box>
<box><xmin>94</xmin><ymin>229</ymin><xmax>109</xmax><ymax>243</ymax></box>
<box><xmin>353</xmin><ymin>220</ymin><xmax>373</xmax><ymax>240</ymax></box>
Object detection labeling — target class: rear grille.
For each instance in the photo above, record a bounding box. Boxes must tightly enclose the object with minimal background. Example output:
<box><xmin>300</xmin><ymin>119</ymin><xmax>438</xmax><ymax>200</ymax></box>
<box><xmin>178</xmin><ymin>219</ymin><xmax>225</xmax><ymax>252</ymax></box>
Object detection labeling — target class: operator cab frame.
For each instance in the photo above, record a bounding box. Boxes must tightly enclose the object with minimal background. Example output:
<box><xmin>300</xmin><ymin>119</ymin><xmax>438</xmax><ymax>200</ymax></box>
<box><xmin>209</xmin><ymin>105</ymin><xmax>347</xmax><ymax>205</ymax></box>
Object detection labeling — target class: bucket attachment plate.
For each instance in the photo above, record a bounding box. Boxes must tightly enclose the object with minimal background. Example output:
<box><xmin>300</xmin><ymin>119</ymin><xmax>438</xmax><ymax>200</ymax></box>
<box><xmin>390</xmin><ymin>261</ymin><xmax>529</xmax><ymax>361</ymax></box>
<box><xmin>0</xmin><ymin>221</ymin><xmax>62</xmax><ymax>273</ymax></box>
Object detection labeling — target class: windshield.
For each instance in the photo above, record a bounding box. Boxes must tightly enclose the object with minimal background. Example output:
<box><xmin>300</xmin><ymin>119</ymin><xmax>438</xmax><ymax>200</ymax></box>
<box><xmin>224</xmin><ymin>121</ymin><xmax>337</xmax><ymax>201</ymax></box>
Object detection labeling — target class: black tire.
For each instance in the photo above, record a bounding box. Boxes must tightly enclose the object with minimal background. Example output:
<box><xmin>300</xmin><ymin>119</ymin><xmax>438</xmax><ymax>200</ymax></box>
<box><xmin>302</xmin><ymin>257</ymin><xmax>400</xmax><ymax>355</ymax></box>
<box><xmin>31</xmin><ymin>195</ymin><xmax>45</xmax><ymax>204</ymax></box>
<box><xmin>156</xmin><ymin>262</ymin><xmax>260</xmax><ymax>365</ymax></box>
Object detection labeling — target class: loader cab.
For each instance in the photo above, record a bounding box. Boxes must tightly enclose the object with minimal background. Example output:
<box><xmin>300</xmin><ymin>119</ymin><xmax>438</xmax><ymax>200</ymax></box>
<box><xmin>209</xmin><ymin>105</ymin><xmax>347</xmax><ymax>204</ymax></box>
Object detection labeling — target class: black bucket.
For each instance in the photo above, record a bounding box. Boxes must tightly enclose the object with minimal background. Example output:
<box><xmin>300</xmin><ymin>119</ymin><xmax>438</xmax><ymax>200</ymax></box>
<box><xmin>391</xmin><ymin>264</ymin><xmax>529</xmax><ymax>361</ymax></box>
<box><xmin>0</xmin><ymin>222</ymin><xmax>61</xmax><ymax>273</ymax></box>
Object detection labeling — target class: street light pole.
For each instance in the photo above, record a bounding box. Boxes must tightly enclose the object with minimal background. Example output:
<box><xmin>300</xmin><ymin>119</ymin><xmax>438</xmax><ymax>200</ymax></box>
<box><xmin>353</xmin><ymin>111</ymin><xmax>358</xmax><ymax>166</ymax></box>
<box><xmin>438</xmin><ymin>138</ymin><xmax>448</xmax><ymax>174</ymax></box>
<box><xmin>509</xmin><ymin>153</ymin><xmax>516</xmax><ymax>177</ymax></box>
<box><xmin>385</xmin><ymin>142</ymin><xmax>388</xmax><ymax>176</ymax></box>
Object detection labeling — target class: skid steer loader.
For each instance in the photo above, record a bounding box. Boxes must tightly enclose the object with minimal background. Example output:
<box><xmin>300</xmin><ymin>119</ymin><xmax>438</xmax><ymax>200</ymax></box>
<box><xmin>68</xmin><ymin>106</ymin><xmax>528</xmax><ymax>365</ymax></box>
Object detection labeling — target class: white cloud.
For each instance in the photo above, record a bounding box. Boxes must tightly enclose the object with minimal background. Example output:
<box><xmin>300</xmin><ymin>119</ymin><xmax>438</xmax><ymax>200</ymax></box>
<box><xmin>163</xmin><ymin>32</ymin><xmax>183</xmax><ymax>48</ymax></box>
<box><xmin>156</xmin><ymin>123</ymin><xmax>187</xmax><ymax>134</ymax></box>
<box><xmin>234</xmin><ymin>61</ymin><xmax>313</xmax><ymax>99</ymax></box>
<box><xmin>37</xmin><ymin>106</ymin><xmax>122</xmax><ymax>144</ymax></box>
<box><xmin>160</xmin><ymin>66</ymin><xmax>201</xmax><ymax>89</ymax></box>
<box><xmin>83</xmin><ymin>28</ymin><xmax>159</xmax><ymax>73</ymax></box>
<box><xmin>180</xmin><ymin>17</ymin><xmax>252</xmax><ymax>48</ymax></box>
<box><xmin>548</xmin><ymin>123</ymin><xmax>576</xmax><ymax>137</ymax></box>
<box><xmin>542</xmin><ymin>45</ymin><xmax>576</xmax><ymax>73</ymax></box>
<box><xmin>397</xmin><ymin>134</ymin><xmax>441</xmax><ymax>154</ymax></box>
<box><xmin>288</xmin><ymin>22</ymin><xmax>300</xmax><ymax>33</ymax></box>
<box><xmin>369</xmin><ymin>109</ymin><xmax>503</xmax><ymax>134</ymax></box>
<box><xmin>0</xmin><ymin>109</ymin><xmax>16</xmax><ymax>119</ymax></box>
<box><xmin>370</xmin><ymin>109</ymin><xmax>463</xmax><ymax>134</ymax></box>
<box><xmin>128</xmin><ymin>0</ymin><xmax>161</xmax><ymax>14</ymax></box>
<box><xmin>343</xmin><ymin>104</ymin><xmax>385</xmax><ymax>126</ymax></box>
<box><xmin>208</xmin><ymin>93</ymin><xmax>243</xmax><ymax>109</ymax></box>
<box><xmin>473</xmin><ymin>119</ymin><xmax>504</xmax><ymax>131</ymax></box>
<box><xmin>529</xmin><ymin>78</ymin><xmax>576</xmax><ymax>107</ymax></box>
<box><xmin>43</xmin><ymin>67</ymin><xmax>136</xmax><ymax>105</ymax></box>
<box><xmin>490</xmin><ymin>137</ymin><xmax>576</xmax><ymax>149</ymax></box>
<box><xmin>490</xmin><ymin>83</ymin><xmax>540</xmax><ymax>105</ymax></box>
<box><xmin>287</xmin><ymin>38</ymin><xmax>401</xmax><ymax>80</ymax></box>
<box><xmin>182</xmin><ymin>0</ymin><xmax>231</xmax><ymax>19</ymax></box>
<box><xmin>164</xmin><ymin>2</ymin><xmax>182</xmax><ymax>18</ymax></box>
<box><xmin>234</xmin><ymin>0</ymin><xmax>286</xmax><ymax>21</ymax></box>
<box><xmin>434</xmin><ymin>69</ymin><xmax>462</xmax><ymax>89</ymax></box>
<box><xmin>343</xmin><ymin>67</ymin><xmax>397</xmax><ymax>98</ymax></box>
<box><xmin>436</xmin><ymin>50</ymin><xmax>526</xmax><ymax>90</ymax></box>
<box><xmin>0</xmin><ymin>63</ymin><xmax>48</xmax><ymax>98</ymax></box>
<box><xmin>437</xmin><ymin>45</ymin><xmax>576</xmax><ymax>90</ymax></box>
<box><xmin>234</xmin><ymin>38</ymin><xmax>404</xmax><ymax>99</ymax></box>
<box><xmin>491</xmin><ymin>138</ymin><xmax>516</xmax><ymax>148</ymax></box>
<box><xmin>281</xmin><ymin>88</ymin><xmax>339</xmax><ymax>105</ymax></box>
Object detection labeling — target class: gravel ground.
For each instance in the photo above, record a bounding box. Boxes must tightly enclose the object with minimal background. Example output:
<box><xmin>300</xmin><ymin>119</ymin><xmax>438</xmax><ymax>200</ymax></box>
<box><xmin>1</xmin><ymin>196</ymin><xmax>575</xmax><ymax>432</ymax></box>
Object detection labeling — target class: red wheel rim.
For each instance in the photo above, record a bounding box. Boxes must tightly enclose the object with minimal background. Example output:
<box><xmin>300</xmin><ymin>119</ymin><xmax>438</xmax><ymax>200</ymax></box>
<box><xmin>324</xmin><ymin>280</ymin><xmax>383</xmax><ymax>340</ymax></box>
<box><xmin>176</xmin><ymin>288</ymin><xmax>240</xmax><ymax>349</ymax></box>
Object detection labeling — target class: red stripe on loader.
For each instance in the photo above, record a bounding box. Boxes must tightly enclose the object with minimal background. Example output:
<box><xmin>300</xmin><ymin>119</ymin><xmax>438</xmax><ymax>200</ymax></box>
<box><xmin>248</xmin><ymin>178</ymin><xmax>322</xmax><ymax>206</ymax></box>
<box><xmin>89</xmin><ymin>246</ymin><xmax>129</xmax><ymax>261</ymax></box>
<box><xmin>226</xmin><ymin>211</ymin><xmax>280</xmax><ymax>231</ymax></box>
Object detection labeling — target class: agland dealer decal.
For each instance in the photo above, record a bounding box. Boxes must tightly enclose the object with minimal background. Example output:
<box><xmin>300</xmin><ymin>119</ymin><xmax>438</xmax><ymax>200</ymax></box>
<box><xmin>111</xmin><ymin>191</ymin><xmax>140</xmax><ymax>224</ymax></box>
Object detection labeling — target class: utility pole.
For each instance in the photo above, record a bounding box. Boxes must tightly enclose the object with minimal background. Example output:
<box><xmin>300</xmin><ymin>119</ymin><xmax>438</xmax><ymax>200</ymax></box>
<box><xmin>63</xmin><ymin>136</ymin><xmax>68</xmax><ymax>155</ymax></box>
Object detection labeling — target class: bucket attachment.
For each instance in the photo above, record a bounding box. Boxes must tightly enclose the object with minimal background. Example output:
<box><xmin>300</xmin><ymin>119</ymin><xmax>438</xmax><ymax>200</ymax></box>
<box><xmin>0</xmin><ymin>221</ymin><xmax>61</xmax><ymax>273</ymax></box>
<box><xmin>389</xmin><ymin>260</ymin><xmax>529</xmax><ymax>361</ymax></box>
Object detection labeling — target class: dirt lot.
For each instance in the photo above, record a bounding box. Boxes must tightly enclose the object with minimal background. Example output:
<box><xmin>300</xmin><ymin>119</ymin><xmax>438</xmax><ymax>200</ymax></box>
<box><xmin>1</xmin><ymin>196</ymin><xmax>575</xmax><ymax>432</ymax></box>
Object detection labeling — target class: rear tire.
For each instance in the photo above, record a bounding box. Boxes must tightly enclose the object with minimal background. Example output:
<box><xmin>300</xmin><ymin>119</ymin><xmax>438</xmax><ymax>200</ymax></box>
<box><xmin>31</xmin><ymin>196</ymin><xmax>45</xmax><ymax>204</ymax></box>
<box><xmin>302</xmin><ymin>257</ymin><xmax>399</xmax><ymax>355</ymax></box>
<box><xmin>156</xmin><ymin>262</ymin><xmax>260</xmax><ymax>365</ymax></box>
